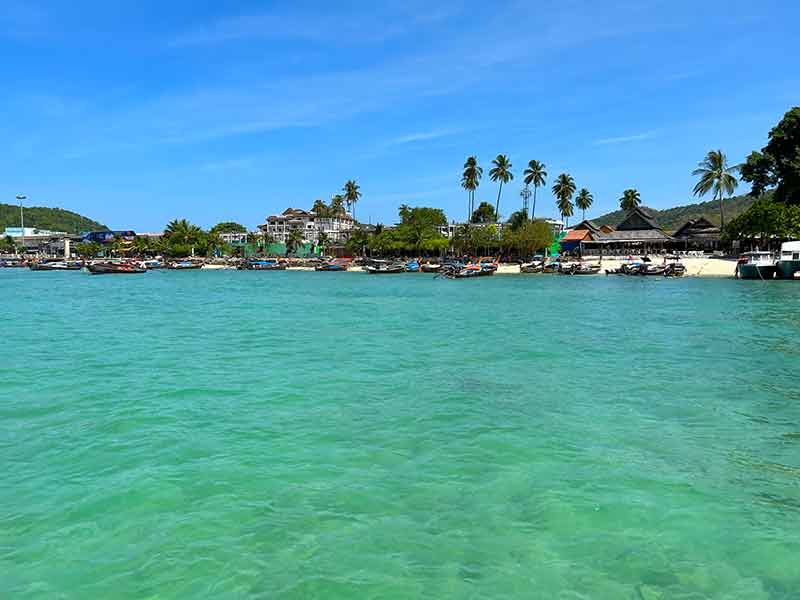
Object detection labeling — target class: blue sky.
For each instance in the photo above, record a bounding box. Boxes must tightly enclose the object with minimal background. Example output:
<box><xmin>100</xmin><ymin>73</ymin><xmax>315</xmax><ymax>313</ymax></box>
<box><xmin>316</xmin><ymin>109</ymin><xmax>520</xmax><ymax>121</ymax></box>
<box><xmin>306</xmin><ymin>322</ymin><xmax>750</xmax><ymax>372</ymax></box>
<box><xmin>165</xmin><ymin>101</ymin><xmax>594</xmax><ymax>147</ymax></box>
<box><xmin>2</xmin><ymin>0</ymin><xmax>799</xmax><ymax>231</ymax></box>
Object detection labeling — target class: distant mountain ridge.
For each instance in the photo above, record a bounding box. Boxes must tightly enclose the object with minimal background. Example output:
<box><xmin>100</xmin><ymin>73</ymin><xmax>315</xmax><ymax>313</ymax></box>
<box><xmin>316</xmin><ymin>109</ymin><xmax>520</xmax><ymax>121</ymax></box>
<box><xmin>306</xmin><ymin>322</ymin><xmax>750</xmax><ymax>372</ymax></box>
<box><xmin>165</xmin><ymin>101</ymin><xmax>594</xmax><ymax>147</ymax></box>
<box><xmin>0</xmin><ymin>204</ymin><xmax>107</xmax><ymax>234</ymax></box>
<box><xmin>591</xmin><ymin>194</ymin><xmax>756</xmax><ymax>231</ymax></box>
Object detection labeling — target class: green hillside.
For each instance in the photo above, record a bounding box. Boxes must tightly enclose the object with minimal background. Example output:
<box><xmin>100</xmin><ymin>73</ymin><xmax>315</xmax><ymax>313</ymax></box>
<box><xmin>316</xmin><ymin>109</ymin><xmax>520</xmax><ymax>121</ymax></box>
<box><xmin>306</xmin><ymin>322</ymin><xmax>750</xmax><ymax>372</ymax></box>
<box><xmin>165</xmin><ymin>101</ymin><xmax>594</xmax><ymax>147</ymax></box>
<box><xmin>0</xmin><ymin>204</ymin><xmax>107</xmax><ymax>234</ymax></box>
<box><xmin>592</xmin><ymin>194</ymin><xmax>757</xmax><ymax>231</ymax></box>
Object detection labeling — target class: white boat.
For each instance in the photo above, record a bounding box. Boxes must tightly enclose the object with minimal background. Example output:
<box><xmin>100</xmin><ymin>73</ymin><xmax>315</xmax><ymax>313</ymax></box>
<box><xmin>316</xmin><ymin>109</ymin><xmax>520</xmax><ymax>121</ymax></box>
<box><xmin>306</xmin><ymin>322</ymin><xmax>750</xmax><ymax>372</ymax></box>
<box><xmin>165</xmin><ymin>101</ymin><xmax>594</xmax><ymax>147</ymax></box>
<box><xmin>736</xmin><ymin>251</ymin><xmax>776</xmax><ymax>280</ymax></box>
<box><xmin>776</xmin><ymin>241</ymin><xmax>800</xmax><ymax>279</ymax></box>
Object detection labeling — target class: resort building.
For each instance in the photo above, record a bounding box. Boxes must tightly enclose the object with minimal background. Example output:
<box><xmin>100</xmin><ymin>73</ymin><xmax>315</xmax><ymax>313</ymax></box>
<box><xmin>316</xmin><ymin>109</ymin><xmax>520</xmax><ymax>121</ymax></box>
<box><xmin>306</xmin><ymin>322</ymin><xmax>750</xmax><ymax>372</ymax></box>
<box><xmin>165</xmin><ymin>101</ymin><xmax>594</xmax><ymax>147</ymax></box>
<box><xmin>671</xmin><ymin>217</ymin><xmax>722</xmax><ymax>252</ymax></box>
<box><xmin>3</xmin><ymin>227</ymin><xmax>68</xmax><ymax>238</ymax></box>
<box><xmin>218</xmin><ymin>232</ymin><xmax>248</xmax><ymax>246</ymax></box>
<box><xmin>581</xmin><ymin>208</ymin><xmax>673</xmax><ymax>256</ymax></box>
<box><xmin>259</xmin><ymin>207</ymin><xmax>355</xmax><ymax>245</ymax></box>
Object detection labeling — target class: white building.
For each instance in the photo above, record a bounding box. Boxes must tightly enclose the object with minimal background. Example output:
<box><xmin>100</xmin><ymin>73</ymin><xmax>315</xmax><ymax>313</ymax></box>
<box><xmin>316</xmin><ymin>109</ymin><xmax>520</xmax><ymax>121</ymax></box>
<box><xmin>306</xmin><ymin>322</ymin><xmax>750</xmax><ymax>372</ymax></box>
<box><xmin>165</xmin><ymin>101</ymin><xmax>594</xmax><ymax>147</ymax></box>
<box><xmin>3</xmin><ymin>227</ymin><xmax>68</xmax><ymax>238</ymax></box>
<box><xmin>218</xmin><ymin>232</ymin><xmax>247</xmax><ymax>246</ymax></box>
<box><xmin>259</xmin><ymin>208</ymin><xmax>355</xmax><ymax>245</ymax></box>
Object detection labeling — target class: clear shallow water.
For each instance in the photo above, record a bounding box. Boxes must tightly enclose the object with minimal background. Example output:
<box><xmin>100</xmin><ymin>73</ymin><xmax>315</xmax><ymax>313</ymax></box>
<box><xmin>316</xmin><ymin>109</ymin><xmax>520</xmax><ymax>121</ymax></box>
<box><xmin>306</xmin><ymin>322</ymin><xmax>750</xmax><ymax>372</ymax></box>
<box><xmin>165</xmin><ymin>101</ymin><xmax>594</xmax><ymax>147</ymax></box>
<box><xmin>1</xmin><ymin>269</ymin><xmax>799</xmax><ymax>599</ymax></box>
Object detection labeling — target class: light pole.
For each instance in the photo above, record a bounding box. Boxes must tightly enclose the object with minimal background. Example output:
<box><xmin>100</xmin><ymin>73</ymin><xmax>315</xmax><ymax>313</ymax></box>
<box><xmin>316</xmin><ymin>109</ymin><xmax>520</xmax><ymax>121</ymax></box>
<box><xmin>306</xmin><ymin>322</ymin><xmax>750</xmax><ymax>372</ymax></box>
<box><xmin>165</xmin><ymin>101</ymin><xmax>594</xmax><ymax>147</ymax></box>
<box><xmin>520</xmin><ymin>185</ymin><xmax>531</xmax><ymax>214</ymax></box>
<box><xmin>16</xmin><ymin>195</ymin><xmax>27</xmax><ymax>255</ymax></box>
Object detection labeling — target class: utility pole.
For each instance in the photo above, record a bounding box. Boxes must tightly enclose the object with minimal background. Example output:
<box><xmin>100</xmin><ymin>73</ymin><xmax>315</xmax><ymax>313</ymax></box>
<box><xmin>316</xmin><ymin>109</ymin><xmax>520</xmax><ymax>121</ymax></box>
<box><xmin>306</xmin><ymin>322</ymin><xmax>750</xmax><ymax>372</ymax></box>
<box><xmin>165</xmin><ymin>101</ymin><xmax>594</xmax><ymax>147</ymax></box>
<box><xmin>16</xmin><ymin>195</ymin><xmax>27</xmax><ymax>255</ymax></box>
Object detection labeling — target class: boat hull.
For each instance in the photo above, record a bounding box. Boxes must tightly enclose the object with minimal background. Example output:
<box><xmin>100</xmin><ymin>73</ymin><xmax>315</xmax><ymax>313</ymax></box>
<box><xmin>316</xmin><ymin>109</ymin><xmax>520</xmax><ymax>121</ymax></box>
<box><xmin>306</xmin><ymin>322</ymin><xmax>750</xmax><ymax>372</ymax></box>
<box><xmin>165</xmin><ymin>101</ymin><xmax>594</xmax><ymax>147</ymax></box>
<box><xmin>737</xmin><ymin>264</ymin><xmax>776</xmax><ymax>280</ymax></box>
<box><xmin>87</xmin><ymin>263</ymin><xmax>146</xmax><ymax>274</ymax></box>
<box><xmin>776</xmin><ymin>260</ymin><xmax>800</xmax><ymax>279</ymax></box>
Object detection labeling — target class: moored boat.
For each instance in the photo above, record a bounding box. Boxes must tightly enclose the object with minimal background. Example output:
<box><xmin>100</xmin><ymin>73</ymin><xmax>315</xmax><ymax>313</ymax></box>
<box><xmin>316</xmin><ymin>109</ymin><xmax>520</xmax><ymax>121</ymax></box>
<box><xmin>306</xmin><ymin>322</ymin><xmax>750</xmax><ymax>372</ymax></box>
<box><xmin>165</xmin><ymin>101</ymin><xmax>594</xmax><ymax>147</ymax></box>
<box><xmin>87</xmin><ymin>260</ymin><xmax>146</xmax><ymax>274</ymax></box>
<box><xmin>366</xmin><ymin>259</ymin><xmax>406</xmax><ymax>274</ymax></box>
<box><xmin>776</xmin><ymin>241</ymin><xmax>800</xmax><ymax>279</ymax></box>
<box><xmin>28</xmin><ymin>260</ymin><xmax>83</xmax><ymax>271</ymax></box>
<box><xmin>169</xmin><ymin>259</ymin><xmax>205</xmax><ymax>270</ymax></box>
<box><xmin>315</xmin><ymin>258</ymin><xmax>350</xmax><ymax>271</ymax></box>
<box><xmin>420</xmin><ymin>262</ymin><xmax>442</xmax><ymax>273</ymax></box>
<box><xmin>736</xmin><ymin>251</ymin><xmax>776</xmax><ymax>280</ymax></box>
<box><xmin>245</xmin><ymin>258</ymin><xmax>287</xmax><ymax>270</ymax></box>
<box><xmin>406</xmin><ymin>259</ymin><xmax>421</xmax><ymax>272</ymax></box>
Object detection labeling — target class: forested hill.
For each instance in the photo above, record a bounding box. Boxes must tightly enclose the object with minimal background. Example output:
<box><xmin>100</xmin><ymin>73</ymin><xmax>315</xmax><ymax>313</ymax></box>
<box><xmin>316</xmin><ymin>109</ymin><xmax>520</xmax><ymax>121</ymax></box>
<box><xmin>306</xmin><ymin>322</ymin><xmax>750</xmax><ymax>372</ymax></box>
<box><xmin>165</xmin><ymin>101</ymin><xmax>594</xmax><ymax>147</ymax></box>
<box><xmin>0</xmin><ymin>204</ymin><xmax>107</xmax><ymax>234</ymax></box>
<box><xmin>592</xmin><ymin>194</ymin><xmax>756</xmax><ymax>231</ymax></box>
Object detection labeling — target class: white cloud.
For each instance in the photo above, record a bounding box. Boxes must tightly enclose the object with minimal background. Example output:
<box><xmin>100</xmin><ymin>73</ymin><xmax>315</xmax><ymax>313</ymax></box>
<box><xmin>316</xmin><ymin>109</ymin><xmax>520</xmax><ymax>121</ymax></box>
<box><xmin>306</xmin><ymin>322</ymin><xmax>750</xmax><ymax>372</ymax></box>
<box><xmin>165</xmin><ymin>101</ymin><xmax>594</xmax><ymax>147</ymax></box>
<box><xmin>592</xmin><ymin>132</ymin><xmax>655</xmax><ymax>145</ymax></box>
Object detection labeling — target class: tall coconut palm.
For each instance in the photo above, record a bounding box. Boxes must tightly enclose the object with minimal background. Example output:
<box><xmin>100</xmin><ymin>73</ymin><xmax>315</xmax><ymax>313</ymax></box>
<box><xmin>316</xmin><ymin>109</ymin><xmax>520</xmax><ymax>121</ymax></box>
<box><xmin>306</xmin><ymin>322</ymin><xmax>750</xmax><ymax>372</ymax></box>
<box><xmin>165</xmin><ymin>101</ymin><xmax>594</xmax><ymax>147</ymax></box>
<box><xmin>552</xmin><ymin>173</ymin><xmax>576</xmax><ymax>227</ymax></box>
<box><xmin>692</xmin><ymin>149</ymin><xmax>739</xmax><ymax>229</ymax></box>
<box><xmin>575</xmin><ymin>188</ymin><xmax>593</xmax><ymax>221</ymax></box>
<box><xmin>343</xmin><ymin>180</ymin><xmax>361</xmax><ymax>220</ymax></box>
<box><xmin>489</xmin><ymin>154</ymin><xmax>513</xmax><ymax>223</ymax></box>
<box><xmin>330</xmin><ymin>194</ymin><xmax>346</xmax><ymax>216</ymax></box>
<box><xmin>523</xmin><ymin>160</ymin><xmax>547</xmax><ymax>219</ymax></box>
<box><xmin>462</xmin><ymin>156</ymin><xmax>482</xmax><ymax>219</ymax></box>
<box><xmin>619</xmin><ymin>189</ymin><xmax>641</xmax><ymax>211</ymax></box>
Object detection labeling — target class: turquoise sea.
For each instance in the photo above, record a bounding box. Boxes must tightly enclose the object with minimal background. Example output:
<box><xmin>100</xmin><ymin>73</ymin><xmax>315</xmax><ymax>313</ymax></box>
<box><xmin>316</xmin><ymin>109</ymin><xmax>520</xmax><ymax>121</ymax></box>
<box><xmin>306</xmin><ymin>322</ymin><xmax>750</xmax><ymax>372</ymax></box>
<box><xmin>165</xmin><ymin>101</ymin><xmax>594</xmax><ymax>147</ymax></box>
<box><xmin>1</xmin><ymin>269</ymin><xmax>799</xmax><ymax>599</ymax></box>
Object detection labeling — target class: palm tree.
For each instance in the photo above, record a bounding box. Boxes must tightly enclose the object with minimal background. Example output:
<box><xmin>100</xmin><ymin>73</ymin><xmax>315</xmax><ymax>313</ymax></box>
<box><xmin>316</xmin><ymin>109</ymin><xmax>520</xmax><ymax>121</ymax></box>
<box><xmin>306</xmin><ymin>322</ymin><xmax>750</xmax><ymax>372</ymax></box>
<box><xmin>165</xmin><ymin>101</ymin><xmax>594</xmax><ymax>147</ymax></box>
<box><xmin>462</xmin><ymin>156</ymin><xmax>482</xmax><ymax>220</ymax></box>
<box><xmin>330</xmin><ymin>194</ymin><xmax>346</xmax><ymax>216</ymax></box>
<box><xmin>692</xmin><ymin>149</ymin><xmax>740</xmax><ymax>229</ymax></box>
<box><xmin>285</xmin><ymin>229</ymin><xmax>303</xmax><ymax>257</ymax></box>
<box><xmin>575</xmin><ymin>188</ymin><xmax>593</xmax><ymax>221</ymax></box>
<box><xmin>552</xmin><ymin>173</ymin><xmax>576</xmax><ymax>227</ymax></box>
<box><xmin>489</xmin><ymin>154</ymin><xmax>513</xmax><ymax>223</ymax></box>
<box><xmin>523</xmin><ymin>160</ymin><xmax>547</xmax><ymax>219</ymax></box>
<box><xmin>343</xmin><ymin>180</ymin><xmax>361</xmax><ymax>220</ymax></box>
<box><xmin>317</xmin><ymin>231</ymin><xmax>331</xmax><ymax>256</ymax></box>
<box><xmin>619</xmin><ymin>189</ymin><xmax>641</xmax><ymax>211</ymax></box>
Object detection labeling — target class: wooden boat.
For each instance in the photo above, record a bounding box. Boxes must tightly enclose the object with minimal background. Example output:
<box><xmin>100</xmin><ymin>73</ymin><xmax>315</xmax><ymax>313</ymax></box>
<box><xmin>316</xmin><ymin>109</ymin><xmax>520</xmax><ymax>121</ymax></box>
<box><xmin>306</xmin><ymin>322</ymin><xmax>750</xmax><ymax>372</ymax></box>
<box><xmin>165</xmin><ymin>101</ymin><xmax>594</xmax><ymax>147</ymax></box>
<box><xmin>366</xmin><ymin>260</ymin><xmax>406</xmax><ymax>274</ymax></box>
<box><xmin>245</xmin><ymin>258</ymin><xmax>287</xmax><ymax>270</ymax></box>
<box><xmin>520</xmin><ymin>261</ymin><xmax>544</xmax><ymax>273</ymax></box>
<box><xmin>420</xmin><ymin>263</ymin><xmax>442</xmax><ymax>273</ymax></box>
<box><xmin>142</xmin><ymin>259</ymin><xmax>165</xmax><ymax>269</ymax></box>
<box><xmin>315</xmin><ymin>259</ymin><xmax>350</xmax><ymax>271</ymax></box>
<box><xmin>559</xmin><ymin>262</ymin><xmax>601</xmax><ymax>275</ymax></box>
<box><xmin>169</xmin><ymin>259</ymin><xmax>204</xmax><ymax>270</ymax></box>
<box><xmin>87</xmin><ymin>260</ymin><xmax>146</xmax><ymax>274</ymax></box>
<box><xmin>440</xmin><ymin>260</ymin><xmax>497</xmax><ymax>279</ymax></box>
<box><xmin>406</xmin><ymin>259</ymin><xmax>421</xmax><ymax>272</ymax></box>
<box><xmin>663</xmin><ymin>256</ymin><xmax>686</xmax><ymax>277</ymax></box>
<box><xmin>736</xmin><ymin>251</ymin><xmax>776</xmax><ymax>280</ymax></box>
<box><xmin>28</xmin><ymin>260</ymin><xmax>83</xmax><ymax>271</ymax></box>
<box><xmin>776</xmin><ymin>241</ymin><xmax>800</xmax><ymax>279</ymax></box>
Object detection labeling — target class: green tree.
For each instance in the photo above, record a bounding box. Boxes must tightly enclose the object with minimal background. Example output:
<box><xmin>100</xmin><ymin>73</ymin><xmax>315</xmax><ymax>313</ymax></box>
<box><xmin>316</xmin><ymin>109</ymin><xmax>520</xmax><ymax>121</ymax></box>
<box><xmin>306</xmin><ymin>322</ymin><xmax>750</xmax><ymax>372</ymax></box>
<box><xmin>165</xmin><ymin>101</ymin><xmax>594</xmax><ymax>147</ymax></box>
<box><xmin>395</xmin><ymin>205</ymin><xmax>448</xmax><ymax>253</ymax></box>
<box><xmin>285</xmin><ymin>229</ymin><xmax>304</xmax><ymax>256</ymax></box>
<box><xmin>489</xmin><ymin>154</ymin><xmax>513</xmax><ymax>222</ymax></box>
<box><xmin>311</xmin><ymin>199</ymin><xmax>330</xmax><ymax>217</ymax></box>
<box><xmin>723</xmin><ymin>195</ymin><xmax>800</xmax><ymax>244</ymax></box>
<box><xmin>619</xmin><ymin>188</ymin><xmax>641</xmax><ymax>211</ymax></box>
<box><xmin>317</xmin><ymin>231</ymin><xmax>331</xmax><ymax>256</ymax></box>
<box><xmin>330</xmin><ymin>194</ymin><xmax>346</xmax><ymax>216</ymax></box>
<box><xmin>512</xmin><ymin>220</ymin><xmax>553</xmax><ymax>258</ymax></box>
<box><xmin>740</xmin><ymin>107</ymin><xmax>800</xmax><ymax>203</ymax></box>
<box><xmin>345</xmin><ymin>228</ymin><xmax>370</xmax><ymax>256</ymax></box>
<box><xmin>163</xmin><ymin>219</ymin><xmax>204</xmax><ymax>257</ymax></box>
<box><xmin>73</xmin><ymin>241</ymin><xmax>103</xmax><ymax>257</ymax></box>
<box><xmin>0</xmin><ymin>235</ymin><xmax>17</xmax><ymax>254</ymax></box>
<box><xmin>692</xmin><ymin>149</ymin><xmax>739</xmax><ymax>230</ymax></box>
<box><xmin>523</xmin><ymin>160</ymin><xmax>547</xmax><ymax>219</ymax></box>
<box><xmin>553</xmin><ymin>173</ymin><xmax>576</xmax><ymax>227</ymax></box>
<box><xmin>470</xmin><ymin>201</ymin><xmax>497</xmax><ymax>224</ymax></box>
<box><xmin>462</xmin><ymin>156</ymin><xmax>482</xmax><ymax>221</ymax></box>
<box><xmin>343</xmin><ymin>180</ymin><xmax>361</xmax><ymax>219</ymax></box>
<box><xmin>209</xmin><ymin>222</ymin><xmax>246</xmax><ymax>235</ymax></box>
<box><xmin>575</xmin><ymin>188</ymin><xmax>593</xmax><ymax>221</ymax></box>
<box><xmin>506</xmin><ymin>209</ymin><xmax>529</xmax><ymax>232</ymax></box>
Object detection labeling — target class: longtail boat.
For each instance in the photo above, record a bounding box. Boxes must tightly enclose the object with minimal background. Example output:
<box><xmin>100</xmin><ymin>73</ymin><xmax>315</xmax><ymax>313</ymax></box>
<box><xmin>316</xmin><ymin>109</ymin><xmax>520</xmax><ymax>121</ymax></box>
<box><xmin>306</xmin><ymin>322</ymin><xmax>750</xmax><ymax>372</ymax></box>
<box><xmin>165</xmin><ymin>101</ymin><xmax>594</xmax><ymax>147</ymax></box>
<box><xmin>87</xmin><ymin>260</ymin><xmax>146</xmax><ymax>274</ymax></box>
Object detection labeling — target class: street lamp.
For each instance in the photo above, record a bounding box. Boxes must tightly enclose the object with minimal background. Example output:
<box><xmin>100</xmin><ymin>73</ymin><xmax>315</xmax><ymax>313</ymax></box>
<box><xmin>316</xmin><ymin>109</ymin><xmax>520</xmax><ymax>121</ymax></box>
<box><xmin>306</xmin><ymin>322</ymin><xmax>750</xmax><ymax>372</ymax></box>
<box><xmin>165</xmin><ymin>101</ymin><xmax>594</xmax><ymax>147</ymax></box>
<box><xmin>16</xmin><ymin>195</ymin><xmax>27</xmax><ymax>254</ymax></box>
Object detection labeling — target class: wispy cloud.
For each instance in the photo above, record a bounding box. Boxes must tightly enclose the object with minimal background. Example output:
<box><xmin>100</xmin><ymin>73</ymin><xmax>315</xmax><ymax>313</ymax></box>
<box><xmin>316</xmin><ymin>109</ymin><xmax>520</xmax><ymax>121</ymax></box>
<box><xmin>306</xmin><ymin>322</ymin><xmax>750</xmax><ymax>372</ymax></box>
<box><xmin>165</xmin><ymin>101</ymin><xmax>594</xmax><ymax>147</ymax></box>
<box><xmin>382</xmin><ymin>128</ymin><xmax>463</xmax><ymax>147</ymax></box>
<box><xmin>169</xmin><ymin>4</ymin><xmax>459</xmax><ymax>47</ymax></box>
<box><xmin>592</xmin><ymin>132</ymin><xmax>655</xmax><ymax>146</ymax></box>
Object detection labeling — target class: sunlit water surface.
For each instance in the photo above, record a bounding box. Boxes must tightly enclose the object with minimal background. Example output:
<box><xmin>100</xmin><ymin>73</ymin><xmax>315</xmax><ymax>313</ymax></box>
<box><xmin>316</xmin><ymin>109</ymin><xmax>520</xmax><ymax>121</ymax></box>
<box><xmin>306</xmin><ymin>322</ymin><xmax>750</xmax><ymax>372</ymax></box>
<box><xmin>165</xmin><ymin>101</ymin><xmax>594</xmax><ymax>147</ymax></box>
<box><xmin>2</xmin><ymin>269</ymin><xmax>799</xmax><ymax>599</ymax></box>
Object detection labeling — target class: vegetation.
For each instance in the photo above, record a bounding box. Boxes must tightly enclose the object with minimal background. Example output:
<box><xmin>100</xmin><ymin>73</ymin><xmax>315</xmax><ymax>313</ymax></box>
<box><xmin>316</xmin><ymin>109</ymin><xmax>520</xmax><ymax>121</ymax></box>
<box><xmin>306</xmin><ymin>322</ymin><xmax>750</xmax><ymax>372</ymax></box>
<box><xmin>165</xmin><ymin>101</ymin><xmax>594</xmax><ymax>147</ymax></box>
<box><xmin>575</xmin><ymin>188</ymin><xmax>593</xmax><ymax>221</ymax></box>
<box><xmin>593</xmin><ymin>194</ymin><xmax>756</xmax><ymax>230</ymax></box>
<box><xmin>461</xmin><ymin>156</ymin><xmax>482</xmax><ymax>221</ymax></box>
<box><xmin>552</xmin><ymin>173</ymin><xmax>576</xmax><ymax>227</ymax></box>
<box><xmin>0</xmin><ymin>235</ymin><xmax>19</xmax><ymax>254</ymax></box>
<box><xmin>73</xmin><ymin>241</ymin><xmax>104</xmax><ymax>257</ymax></box>
<box><xmin>740</xmin><ymin>106</ymin><xmax>800</xmax><ymax>202</ymax></box>
<box><xmin>619</xmin><ymin>189</ymin><xmax>641</xmax><ymax>211</ymax></box>
<box><xmin>470</xmin><ymin>201</ymin><xmax>497</xmax><ymax>224</ymax></box>
<box><xmin>723</xmin><ymin>194</ymin><xmax>800</xmax><ymax>243</ymax></box>
<box><xmin>343</xmin><ymin>180</ymin><xmax>361</xmax><ymax>219</ymax></box>
<box><xmin>489</xmin><ymin>155</ymin><xmax>513</xmax><ymax>222</ymax></box>
<box><xmin>0</xmin><ymin>203</ymin><xmax>107</xmax><ymax>234</ymax></box>
<box><xmin>692</xmin><ymin>150</ymin><xmax>739</xmax><ymax>229</ymax></box>
<box><xmin>523</xmin><ymin>160</ymin><xmax>547</xmax><ymax>220</ymax></box>
<box><xmin>368</xmin><ymin>205</ymin><xmax>449</xmax><ymax>254</ymax></box>
<box><xmin>209</xmin><ymin>222</ymin><xmax>247</xmax><ymax>235</ymax></box>
<box><xmin>285</xmin><ymin>229</ymin><xmax>304</xmax><ymax>256</ymax></box>
<box><xmin>506</xmin><ymin>209</ymin><xmax>529</xmax><ymax>232</ymax></box>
